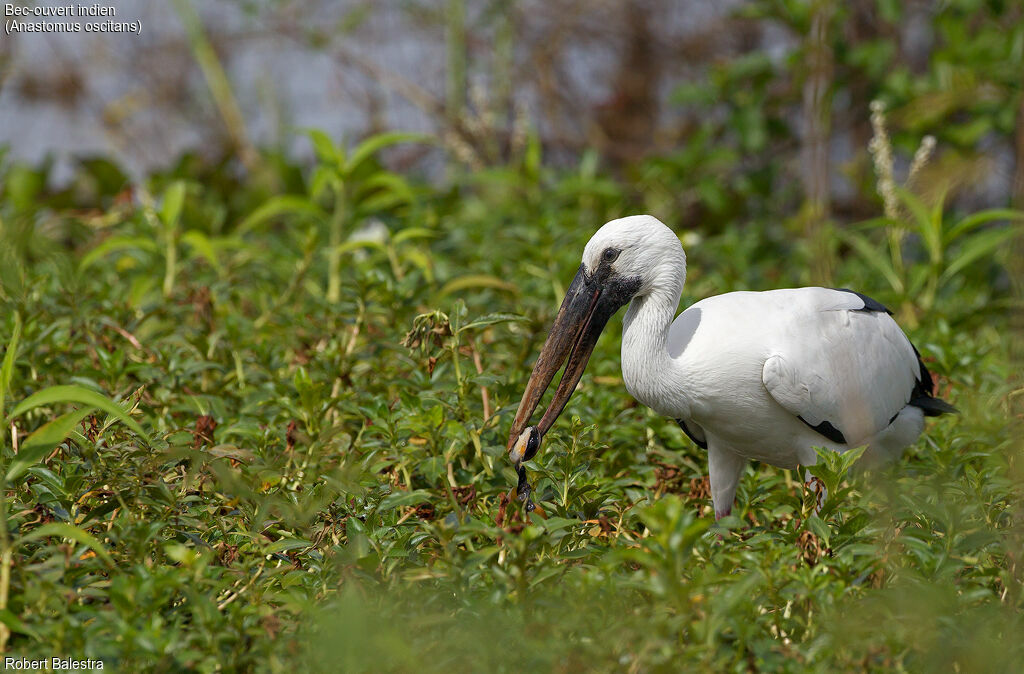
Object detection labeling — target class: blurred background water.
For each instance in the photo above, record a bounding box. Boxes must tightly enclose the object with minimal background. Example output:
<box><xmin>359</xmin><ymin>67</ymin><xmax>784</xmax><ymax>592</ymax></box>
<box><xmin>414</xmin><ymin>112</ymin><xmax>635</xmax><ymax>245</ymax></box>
<box><xmin>2</xmin><ymin>0</ymin><xmax>1018</xmax><ymax>213</ymax></box>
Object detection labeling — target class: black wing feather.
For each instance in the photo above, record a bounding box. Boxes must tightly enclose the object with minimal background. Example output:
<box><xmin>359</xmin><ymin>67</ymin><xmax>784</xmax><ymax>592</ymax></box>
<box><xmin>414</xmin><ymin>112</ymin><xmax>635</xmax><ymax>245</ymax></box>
<box><xmin>676</xmin><ymin>419</ymin><xmax>708</xmax><ymax>449</ymax></box>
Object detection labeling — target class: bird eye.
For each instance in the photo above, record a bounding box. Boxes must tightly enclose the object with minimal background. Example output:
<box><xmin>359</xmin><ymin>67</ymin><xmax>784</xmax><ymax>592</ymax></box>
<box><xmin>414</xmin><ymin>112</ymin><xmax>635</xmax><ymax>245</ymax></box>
<box><xmin>602</xmin><ymin>248</ymin><xmax>619</xmax><ymax>262</ymax></box>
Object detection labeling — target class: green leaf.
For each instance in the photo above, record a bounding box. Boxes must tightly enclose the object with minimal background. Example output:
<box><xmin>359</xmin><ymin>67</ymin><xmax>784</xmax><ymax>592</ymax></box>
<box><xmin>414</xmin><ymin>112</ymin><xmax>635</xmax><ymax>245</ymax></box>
<box><xmin>309</xmin><ymin>165</ymin><xmax>341</xmax><ymax>201</ymax></box>
<box><xmin>435</xmin><ymin>274</ymin><xmax>520</xmax><ymax>299</ymax></box>
<box><xmin>402</xmin><ymin>248</ymin><xmax>434</xmax><ymax>281</ymax></box>
<box><xmin>79</xmin><ymin>236</ymin><xmax>160</xmax><ymax>270</ymax></box>
<box><xmin>835</xmin><ymin>229</ymin><xmax>904</xmax><ymax>293</ymax></box>
<box><xmin>308</xmin><ymin>128</ymin><xmax>344</xmax><ymax>166</ymax></box>
<box><xmin>907</xmin><ymin>260</ymin><xmax>931</xmax><ymax>297</ymax></box>
<box><xmin>265</xmin><ymin>538</ymin><xmax>314</xmax><ymax>554</ymax></box>
<box><xmin>7</xmin><ymin>408</ymin><xmax>94</xmax><ymax>481</ymax></box>
<box><xmin>378</xmin><ymin>489</ymin><xmax>433</xmax><ymax>511</ymax></box>
<box><xmin>345</xmin><ymin>132</ymin><xmax>430</xmax><ymax>175</ymax></box>
<box><xmin>356</xmin><ymin>191</ymin><xmax>411</xmax><ymax>215</ymax></box>
<box><xmin>805</xmin><ymin>515</ymin><xmax>831</xmax><ymax>544</ymax></box>
<box><xmin>335</xmin><ymin>239</ymin><xmax>387</xmax><ymax>256</ymax></box>
<box><xmin>237</xmin><ymin>195</ymin><xmax>327</xmax><ymax>234</ymax></box>
<box><xmin>851</xmin><ymin>216</ymin><xmax>900</xmax><ymax>231</ymax></box>
<box><xmin>0</xmin><ymin>312</ymin><xmax>21</xmax><ymax>417</ymax></box>
<box><xmin>837</xmin><ymin>445</ymin><xmax>867</xmax><ymax>474</ymax></box>
<box><xmin>0</xmin><ymin>608</ymin><xmax>40</xmax><ymax>639</ymax></box>
<box><xmin>181</xmin><ymin>230</ymin><xmax>224</xmax><ymax>275</ymax></box>
<box><xmin>357</xmin><ymin>172</ymin><xmax>417</xmax><ymax>208</ymax></box>
<box><xmin>18</xmin><ymin>522</ymin><xmax>116</xmax><ymax>568</ymax></box>
<box><xmin>892</xmin><ymin>188</ymin><xmax>927</xmax><ymax>227</ymax></box>
<box><xmin>458</xmin><ymin>312</ymin><xmax>528</xmax><ymax>333</ymax></box>
<box><xmin>924</xmin><ymin>189</ymin><xmax>946</xmax><ymax>265</ymax></box>
<box><xmin>541</xmin><ymin>517</ymin><xmax>579</xmax><ymax>533</ymax></box>
<box><xmin>160</xmin><ymin>180</ymin><xmax>187</xmax><ymax>228</ymax></box>
<box><xmin>391</xmin><ymin>227</ymin><xmax>438</xmax><ymax>245</ymax></box>
<box><xmin>524</xmin><ymin>129</ymin><xmax>541</xmax><ymax>179</ymax></box>
<box><xmin>939</xmin><ymin>227</ymin><xmax>1022</xmax><ymax>285</ymax></box>
<box><xmin>894</xmin><ymin>187</ymin><xmax>932</xmax><ymax>239</ymax></box>
<box><xmin>529</xmin><ymin>565</ymin><xmax>567</xmax><ymax>587</ymax></box>
<box><xmin>10</xmin><ymin>385</ymin><xmax>149</xmax><ymax>443</ymax></box>
<box><xmin>945</xmin><ymin>209</ymin><xmax>1024</xmax><ymax>244</ymax></box>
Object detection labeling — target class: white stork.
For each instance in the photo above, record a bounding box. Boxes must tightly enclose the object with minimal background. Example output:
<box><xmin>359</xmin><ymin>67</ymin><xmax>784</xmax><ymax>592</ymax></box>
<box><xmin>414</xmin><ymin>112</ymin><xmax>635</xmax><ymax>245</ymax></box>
<box><xmin>507</xmin><ymin>215</ymin><xmax>956</xmax><ymax>518</ymax></box>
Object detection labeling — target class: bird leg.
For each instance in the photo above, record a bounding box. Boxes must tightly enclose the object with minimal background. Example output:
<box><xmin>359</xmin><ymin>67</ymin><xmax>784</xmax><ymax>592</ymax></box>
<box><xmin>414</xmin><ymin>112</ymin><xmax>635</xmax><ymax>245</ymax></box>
<box><xmin>709</xmin><ymin>445</ymin><xmax>747</xmax><ymax>521</ymax></box>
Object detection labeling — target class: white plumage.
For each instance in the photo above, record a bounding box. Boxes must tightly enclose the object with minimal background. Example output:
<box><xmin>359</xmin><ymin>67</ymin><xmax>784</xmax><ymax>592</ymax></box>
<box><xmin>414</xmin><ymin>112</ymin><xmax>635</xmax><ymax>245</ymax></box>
<box><xmin>508</xmin><ymin>215</ymin><xmax>956</xmax><ymax>518</ymax></box>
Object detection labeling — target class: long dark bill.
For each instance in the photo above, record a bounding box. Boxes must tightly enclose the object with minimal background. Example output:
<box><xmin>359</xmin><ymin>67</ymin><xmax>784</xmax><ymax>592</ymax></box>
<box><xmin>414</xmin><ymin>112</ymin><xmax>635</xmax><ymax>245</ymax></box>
<box><xmin>507</xmin><ymin>265</ymin><xmax>622</xmax><ymax>464</ymax></box>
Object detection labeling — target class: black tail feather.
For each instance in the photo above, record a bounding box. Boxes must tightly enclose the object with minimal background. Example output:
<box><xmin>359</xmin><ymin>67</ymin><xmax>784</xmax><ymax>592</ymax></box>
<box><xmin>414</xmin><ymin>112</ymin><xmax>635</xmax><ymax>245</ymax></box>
<box><xmin>908</xmin><ymin>343</ymin><xmax>958</xmax><ymax>416</ymax></box>
<box><xmin>909</xmin><ymin>395</ymin><xmax>959</xmax><ymax>417</ymax></box>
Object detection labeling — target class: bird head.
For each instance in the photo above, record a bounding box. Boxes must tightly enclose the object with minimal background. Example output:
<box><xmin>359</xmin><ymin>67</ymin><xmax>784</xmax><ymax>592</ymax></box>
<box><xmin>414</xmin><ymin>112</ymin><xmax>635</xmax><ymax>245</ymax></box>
<box><xmin>507</xmin><ymin>215</ymin><xmax>685</xmax><ymax>465</ymax></box>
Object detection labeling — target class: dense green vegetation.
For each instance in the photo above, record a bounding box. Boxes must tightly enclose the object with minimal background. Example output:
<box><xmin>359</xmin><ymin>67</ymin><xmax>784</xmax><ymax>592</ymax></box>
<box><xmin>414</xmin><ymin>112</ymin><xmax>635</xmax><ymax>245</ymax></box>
<box><xmin>2</xmin><ymin>1</ymin><xmax>1023</xmax><ymax>670</ymax></box>
<box><xmin>1</xmin><ymin>125</ymin><xmax>1020</xmax><ymax>670</ymax></box>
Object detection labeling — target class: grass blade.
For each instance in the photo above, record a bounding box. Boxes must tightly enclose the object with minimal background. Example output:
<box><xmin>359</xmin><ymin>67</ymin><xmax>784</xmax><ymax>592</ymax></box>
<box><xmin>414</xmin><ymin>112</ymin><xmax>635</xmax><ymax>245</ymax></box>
<box><xmin>17</xmin><ymin>523</ymin><xmax>115</xmax><ymax>568</ymax></box>
<box><xmin>435</xmin><ymin>274</ymin><xmax>519</xmax><ymax>300</ymax></box>
<box><xmin>896</xmin><ymin>187</ymin><xmax>940</xmax><ymax>264</ymax></box>
<box><xmin>161</xmin><ymin>180</ymin><xmax>187</xmax><ymax>228</ymax></box>
<box><xmin>458</xmin><ymin>313</ymin><xmax>528</xmax><ymax>333</ymax></box>
<box><xmin>0</xmin><ymin>608</ymin><xmax>40</xmax><ymax>639</ymax></box>
<box><xmin>6</xmin><ymin>408</ymin><xmax>94</xmax><ymax>482</ymax></box>
<box><xmin>237</xmin><ymin>195</ymin><xmax>326</xmax><ymax>234</ymax></box>
<box><xmin>945</xmin><ymin>208</ymin><xmax>1024</xmax><ymax>243</ymax></box>
<box><xmin>79</xmin><ymin>236</ymin><xmax>160</xmax><ymax>271</ymax></box>
<box><xmin>939</xmin><ymin>227</ymin><xmax>1022</xmax><ymax>285</ymax></box>
<box><xmin>391</xmin><ymin>227</ymin><xmax>438</xmax><ymax>245</ymax></box>
<box><xmin>308</xmin><ymin>128</ymin><xmax>344</xmax><ymax>166</ymax></box>
<box><xmin>346</xmin><ymin>132</ymin><xmax>430</xmax><ymax>175</ymax></box>
<box><xmin>835</xmin><ymin>229</ymin><xmax>903</xmax><ymax>293</ymax></box>
<box><xmin>10</xmin><ymin>385</ymin><xmax>149</xmax><ymax>443</ymax></box>
<box><xmin>181</xmin><ymin>230</ymin><xmax>225</xmax><ymax>275</ymax></box>
<box><xmin>0</xmin><ymin>313</ymin><xmax>21</xmax><ymax>419</ymax></box>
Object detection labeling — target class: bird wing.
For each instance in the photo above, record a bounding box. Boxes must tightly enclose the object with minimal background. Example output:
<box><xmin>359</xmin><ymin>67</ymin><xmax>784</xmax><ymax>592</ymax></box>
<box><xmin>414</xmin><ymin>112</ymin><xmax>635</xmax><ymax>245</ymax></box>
<box><xmin>760</xmin><ymin>288</ymin><xmax>920</xmax><ymax>446</ymax></box>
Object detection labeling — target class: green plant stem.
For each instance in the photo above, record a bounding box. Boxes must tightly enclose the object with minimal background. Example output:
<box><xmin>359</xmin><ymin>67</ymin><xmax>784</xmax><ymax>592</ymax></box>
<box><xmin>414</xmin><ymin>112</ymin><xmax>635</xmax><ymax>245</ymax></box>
<box><xmin>0</xmin><ymin>474</ymin><xmax>11</xmax><ymax>653</ymax></box>
<box><xmin>441</xmin><ymin>464</ymin><xmax>461</xmax><ymax>524</ymax></box>
<box><xmin>256</xmin><ymin>232</ymin><xmax>318</xmax><ymax>329</ymax></box>
<box><xmin>164</xmin><ymin>221</ymin><xmax>177</xmax><ymax>298</ymax></box>
<box><xmin>888</xmin><ymin>227</ymin><xmax>906</xmax><ymax>281</ymax></box>
<box><xmin>327</xmin><ymin>195</ymin><xmax>346</xmax><ymax>304</ymax></box>
<box><xmin>923</xmin><ymin>271</ymin><xmax>938</xmax><ymax>314</ymax></box>
<box><xmin>448</xmin><ymin>338</ymin><xmax>469</xmax><ymax>422</ymax></box>
<box><xmin>562</xmin><ymin>431</ymin><xmax>578</xmax><ymax>507</ymax></box>
<box><xmin>450</xmin><ymin>346</ymin><xmax>462</xmax><ymax>393</ymax></box>
<box><xmin>385</xmin><ymin>243</ymin><xmax>404</xmax><ymax>281</ymax></box>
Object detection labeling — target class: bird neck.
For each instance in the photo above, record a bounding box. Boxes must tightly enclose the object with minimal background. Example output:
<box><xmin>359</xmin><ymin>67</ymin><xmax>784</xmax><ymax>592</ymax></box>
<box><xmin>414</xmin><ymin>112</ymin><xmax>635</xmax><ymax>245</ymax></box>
<box><xmin>621</xmin><ymin>281</ymin><xmax>691</xmax><ymax>418</ymax></box>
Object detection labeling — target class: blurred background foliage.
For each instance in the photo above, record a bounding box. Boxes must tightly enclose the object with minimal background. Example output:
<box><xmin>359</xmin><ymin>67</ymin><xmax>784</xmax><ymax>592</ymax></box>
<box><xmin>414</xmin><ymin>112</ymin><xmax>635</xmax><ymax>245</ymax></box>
<box><xmin>0</xmin><ymin>0</ymin><xmax>1022</xmax><ymax>671</ymax></box>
